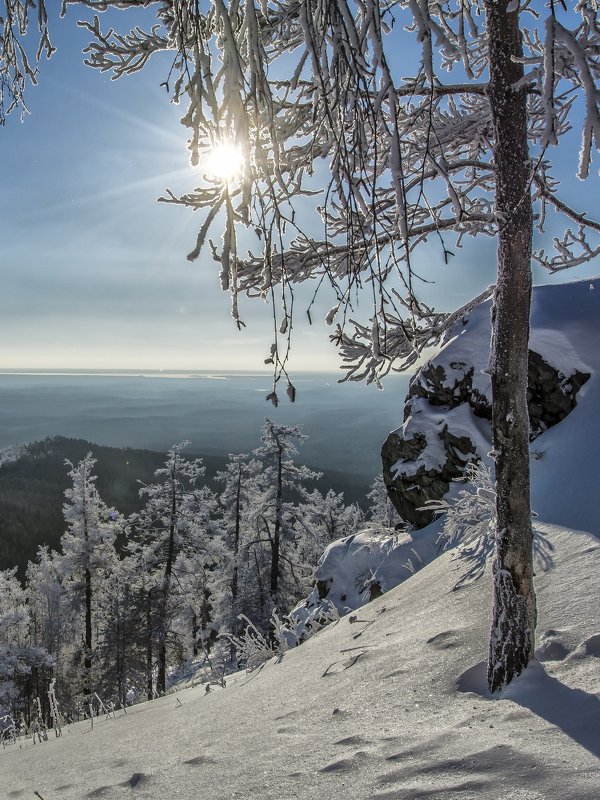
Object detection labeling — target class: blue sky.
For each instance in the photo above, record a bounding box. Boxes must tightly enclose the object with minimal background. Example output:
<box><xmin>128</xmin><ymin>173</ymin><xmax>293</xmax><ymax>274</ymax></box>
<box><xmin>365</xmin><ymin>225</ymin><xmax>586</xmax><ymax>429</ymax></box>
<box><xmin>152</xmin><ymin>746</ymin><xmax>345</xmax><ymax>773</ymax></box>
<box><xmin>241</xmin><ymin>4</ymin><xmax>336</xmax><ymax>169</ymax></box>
<box><xmin>1</xmin><ymin>5</ymin><xmax>598</xmax><ymax>372</ymax></box>
<box><xmin>2</xmin><ymin>7</ymin><xmax>290</xmax><ymax>370</ymax></box>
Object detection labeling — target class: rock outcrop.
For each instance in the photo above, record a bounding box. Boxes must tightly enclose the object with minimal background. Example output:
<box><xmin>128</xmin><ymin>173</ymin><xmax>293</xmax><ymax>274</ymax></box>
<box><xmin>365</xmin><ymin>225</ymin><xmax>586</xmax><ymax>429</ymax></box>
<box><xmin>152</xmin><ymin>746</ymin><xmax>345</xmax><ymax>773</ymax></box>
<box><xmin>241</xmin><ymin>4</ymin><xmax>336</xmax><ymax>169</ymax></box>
<box><xmin>382</xmin><ymin>291</ymin><xmax>591</xmax><ymax>528</ymax></box>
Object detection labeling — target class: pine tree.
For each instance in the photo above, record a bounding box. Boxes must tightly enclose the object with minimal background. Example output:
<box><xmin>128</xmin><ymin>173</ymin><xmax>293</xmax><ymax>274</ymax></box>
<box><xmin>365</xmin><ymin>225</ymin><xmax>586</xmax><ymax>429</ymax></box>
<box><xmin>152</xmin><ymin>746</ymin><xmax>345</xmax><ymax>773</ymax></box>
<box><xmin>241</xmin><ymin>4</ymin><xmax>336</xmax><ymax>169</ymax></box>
<box><xmin>59</xmin><ymin>455</ymin><xmax>119</xmax><ymax>708</ymax></box>
<box><xmin>172</xmin><ymin>482</ymin><xmax>219</xmax><ymax>660</ymax></box>
<box><xmin>94</xmin><ymin>549</ymin><xmax>147</xmax><ymax>707</ymax></box>
<box><xmin>366</xmin><ymin>475</ymin><xmax>400</xmax><ymax>530</ymax></box>
<box><xmin>213</xmin><ymin>453</ymin><xmax>264</xmax><ymax>637</ymax></box>
<box><xmin>26</xmin><ymin>547</ymin><xmax>64</xmax><ymax>669</ymax></box>
<box><xmin>0</xmin><ymin>568</ymin><xmax>51</xmax><ymax>721</ymax></box>
<box><xmin>295</xmin><ymin>488</ymin><xmax>364</xmax><ymax>582</ymax></box>
<box><xmin>253</xmin><ymin>419</ymin><xmax>321</xmax><ymax>617</ymax></box>
<box><xmin>125</xmin><ymin>541</ymin><xmax>161</xmax><ymax>702</ymax></box>
<box><xmin>131</xmin><ymin>442</ymin><xmax>207</xmax><ymax>695</ymax></box>
<box><xmin>25</xmin><ymin>547</ymin><xmax>65</xmax><ymax>723</ymax></box>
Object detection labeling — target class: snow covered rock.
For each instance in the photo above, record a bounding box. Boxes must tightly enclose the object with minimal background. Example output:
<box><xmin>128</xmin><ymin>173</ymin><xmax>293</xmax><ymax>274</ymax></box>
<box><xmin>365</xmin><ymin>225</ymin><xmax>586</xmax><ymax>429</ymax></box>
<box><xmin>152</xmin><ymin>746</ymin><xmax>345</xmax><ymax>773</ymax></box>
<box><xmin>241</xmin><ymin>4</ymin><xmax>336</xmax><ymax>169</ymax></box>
<box><xmin>289</xmin><ymin>524</ymin><xmax>440</xmax><ymax>634</ymax></box>
<box><xmin>382</xmin><ymin>281</ymin><xmax>592</xmax><ymax>528</ymax></box>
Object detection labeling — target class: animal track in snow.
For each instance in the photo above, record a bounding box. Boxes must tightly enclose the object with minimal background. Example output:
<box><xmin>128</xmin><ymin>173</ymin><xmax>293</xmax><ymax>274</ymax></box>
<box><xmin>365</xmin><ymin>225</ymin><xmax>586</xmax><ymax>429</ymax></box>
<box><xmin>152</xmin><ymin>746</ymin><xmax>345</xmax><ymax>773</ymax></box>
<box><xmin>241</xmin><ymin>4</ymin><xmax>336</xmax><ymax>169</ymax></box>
<box><xmin>183</xmin><ymin>755</ymin><xmax>218</xmax><ymax>766</ymax></box>
<box><xmin>425</xmin><ymin>630</ymin><xmax>461</xmax><ymax>650</ymax></box>
<box><xmin>334</xmin><ymin>735</ymin><xmax>372</xmax><ymax>747</ymax></box>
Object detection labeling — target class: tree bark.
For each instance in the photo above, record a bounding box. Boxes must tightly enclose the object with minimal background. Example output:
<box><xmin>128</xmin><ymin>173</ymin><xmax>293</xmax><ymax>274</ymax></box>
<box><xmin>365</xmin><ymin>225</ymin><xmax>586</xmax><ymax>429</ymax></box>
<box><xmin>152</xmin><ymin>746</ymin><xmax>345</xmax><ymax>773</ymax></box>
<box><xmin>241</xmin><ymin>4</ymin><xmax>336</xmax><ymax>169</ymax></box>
<box><xmin>84</xmin><ymin>566</ymin><xmax>92</xmax><ymax>701</ymax></box>
<box><xmin>231</xmin><ymin>463</ymin><xmax>242</xmax><ymax>606</ymax></box>
<box><xmin>485</xmin><ymin>1</ymin><xmax>536</xmax><ymax>693</ymax></box>
<box><xmin>157</xmin><ymin>458</ymin><xmax>178</xmax><ymax>695</ymax></box>
<box><xmin>192</xmin><ymin>611</ymin><xmax>199</xmax><ymax>657</ymax></box>
<box><xmin>83</xmin><ymin>476</ymin><xmax>93</xmax><ymax>705</ymax></box>
<box><xmin>270</xmin><ymin>440</ymin><xmax>283</xmax><ymax>601</ymax></box>
<box><xmin>146</xmin><ymin>589</ymin><xmax>153</xmax><ymax>701</ymax></box>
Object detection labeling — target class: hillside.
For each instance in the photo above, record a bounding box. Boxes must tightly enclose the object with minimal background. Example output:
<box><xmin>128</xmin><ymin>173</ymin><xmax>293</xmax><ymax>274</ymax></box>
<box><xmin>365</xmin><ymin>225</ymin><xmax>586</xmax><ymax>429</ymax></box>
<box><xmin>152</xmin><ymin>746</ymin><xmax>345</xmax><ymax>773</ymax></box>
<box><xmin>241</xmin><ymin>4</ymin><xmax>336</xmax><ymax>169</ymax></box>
<box><xmin>304</xmin><ymin>279</ymin><xmax>600</xmax><ymax>622</ymax></box>
<box><xmin>1</xmin><ymin>521</ymin><xmax>598</xmax><ymax>799</ymax></box>
<box><xmin>0</xmin><ymin>438</ymin><xmax>166</xmax><ymax>577</ymax></box>
<box><xmin>0</xmin><ymin>436</ymin><xmax>371</xmax><ymax>577</ymax></box>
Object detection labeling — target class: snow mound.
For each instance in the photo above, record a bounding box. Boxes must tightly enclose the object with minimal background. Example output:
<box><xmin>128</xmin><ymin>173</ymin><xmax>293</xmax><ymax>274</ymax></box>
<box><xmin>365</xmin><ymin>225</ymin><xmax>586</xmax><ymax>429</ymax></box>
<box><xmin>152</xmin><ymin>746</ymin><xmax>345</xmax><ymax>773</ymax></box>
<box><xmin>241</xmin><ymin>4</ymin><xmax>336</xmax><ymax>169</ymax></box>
<box><xmin>290</xmin><ymin>524</ymin><xmax>442</xmax><ymax>633</ymax></box>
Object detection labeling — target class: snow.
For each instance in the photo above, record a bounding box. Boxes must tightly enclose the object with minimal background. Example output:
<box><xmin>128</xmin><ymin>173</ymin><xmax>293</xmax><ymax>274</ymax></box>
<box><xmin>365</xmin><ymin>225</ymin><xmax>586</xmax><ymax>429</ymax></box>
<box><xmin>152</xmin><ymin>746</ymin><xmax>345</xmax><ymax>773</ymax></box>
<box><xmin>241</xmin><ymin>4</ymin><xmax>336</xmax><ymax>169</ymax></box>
<box><xmin>392</xmin><ymin>401</ymin><xmax>491</xmax><ymax>480</ymax></box>
<box><xmin>0</xmin><ymin>443</ymin><xmax>27</xmax><ymax>469</ymax></box>
<box><xmin>1</xmin><ymin>279</ymin><xmax>600</xmax><ymax>798</ymax></box>
<box><xmin>390</xmin><ymin>303</ymin><xmax>496</xmax><ymax>482</ymax></box>
<box><xmin>394</xmin><ymin>278</ymin><xmax>600</xmax><ymax>493</ymax></box>
<box><xmin>528</xmin><ymin>281</ymin><xmax>600</xmax><ymax>530</ymax></box>
<box><xmin>1</xmin><ymin>522</ymin><xmax>598</xmax><ymax>799</ymax></box>
<box><xmin>290</xmin><ymin>524</ymin><xmax>442</xmax><ymax>631</ymax></box>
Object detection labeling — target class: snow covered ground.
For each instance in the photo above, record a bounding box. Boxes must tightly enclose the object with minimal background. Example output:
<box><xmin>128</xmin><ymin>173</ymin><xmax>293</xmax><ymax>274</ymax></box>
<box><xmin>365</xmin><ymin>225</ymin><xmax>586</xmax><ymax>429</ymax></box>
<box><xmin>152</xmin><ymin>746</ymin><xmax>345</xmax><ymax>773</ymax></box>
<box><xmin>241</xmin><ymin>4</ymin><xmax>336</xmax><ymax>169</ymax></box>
<box><xmin>1</xmin><ymin>280</ymin><xmax>600</xmax><ymax>799</ymax></box>
<box><xmin>1</xmin><ymin>519</ymin><xmax>598</xmax><ymax>799</ymax></box>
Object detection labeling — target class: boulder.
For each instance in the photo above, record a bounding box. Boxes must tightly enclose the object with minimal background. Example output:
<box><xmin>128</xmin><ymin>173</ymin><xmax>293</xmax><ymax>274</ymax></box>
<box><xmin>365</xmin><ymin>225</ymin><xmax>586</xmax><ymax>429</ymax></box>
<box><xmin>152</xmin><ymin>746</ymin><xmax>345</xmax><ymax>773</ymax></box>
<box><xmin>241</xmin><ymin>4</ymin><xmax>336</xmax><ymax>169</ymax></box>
<box><xmin>382</xmin><ymin>297</ymin><xmax>590</xmax><ymax>528</ymax></box>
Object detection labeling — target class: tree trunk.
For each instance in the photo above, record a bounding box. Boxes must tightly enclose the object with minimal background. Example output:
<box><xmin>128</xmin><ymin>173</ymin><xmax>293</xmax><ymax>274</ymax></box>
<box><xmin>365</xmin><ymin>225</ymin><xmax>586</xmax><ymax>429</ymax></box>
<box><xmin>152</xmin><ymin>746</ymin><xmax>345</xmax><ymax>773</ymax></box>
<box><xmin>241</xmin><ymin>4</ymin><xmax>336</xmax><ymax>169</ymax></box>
<box><xmin>485</xmin><ymin>1</ymin><xmax>536</xmax><ymax>693</ymax></box>
<box><xmin>253</xmin><ymin>548</ymin><xmax>265</xmax><ymax>614</ymax></box>
<box><xmin>231</xmin><ymin>464</ymin><xmax>242</xmax><ymax>606</ymax></box>
<box><xmin>84</xmin><ymin>566</ymin><xmax>92</xmax><ymax>701</ymax></box>
<box><xmin>270</xmin><ymin>441</ymin><xmax>283</xmax><ymax>601</ymax></box>
<box><xmin>192</xmin><ymin>611</ymin><xmax>199</xmax><ymax>657</ymax></box>
<box><xmin>157</xmin><ymin>460</ymin><xmax>178</xmax><ymax>695</ymax></box>
<box><xmin>83</xmin><ymin>477</ymin><xmax>93</xmax><ymax>705</ymax></box>
<box><xmin>146</xmin><ymin>589</ymin><xmax>153</xmax><ymax>701</ymax></box>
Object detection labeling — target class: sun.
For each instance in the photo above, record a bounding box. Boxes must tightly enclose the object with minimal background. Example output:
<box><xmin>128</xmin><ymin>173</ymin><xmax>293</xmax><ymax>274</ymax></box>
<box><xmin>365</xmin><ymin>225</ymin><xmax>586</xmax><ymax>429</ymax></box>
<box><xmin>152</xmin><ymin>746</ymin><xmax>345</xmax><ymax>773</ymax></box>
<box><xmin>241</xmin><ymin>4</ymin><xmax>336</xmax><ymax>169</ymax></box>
<box><xmin>203</xmin><ymin>142</ymin><xmax>244</xmax><ymax>182</ymax></box>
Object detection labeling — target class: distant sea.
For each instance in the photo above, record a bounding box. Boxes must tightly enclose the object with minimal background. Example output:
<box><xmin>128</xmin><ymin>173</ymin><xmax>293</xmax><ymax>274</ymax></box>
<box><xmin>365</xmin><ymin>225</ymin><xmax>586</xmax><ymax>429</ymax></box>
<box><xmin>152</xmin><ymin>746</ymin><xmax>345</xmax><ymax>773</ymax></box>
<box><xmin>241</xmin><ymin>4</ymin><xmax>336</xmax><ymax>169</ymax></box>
<box><xmin>0</xmin><ymin>370</ymin><xmax>409</xmax><ymax>479</ymax></box>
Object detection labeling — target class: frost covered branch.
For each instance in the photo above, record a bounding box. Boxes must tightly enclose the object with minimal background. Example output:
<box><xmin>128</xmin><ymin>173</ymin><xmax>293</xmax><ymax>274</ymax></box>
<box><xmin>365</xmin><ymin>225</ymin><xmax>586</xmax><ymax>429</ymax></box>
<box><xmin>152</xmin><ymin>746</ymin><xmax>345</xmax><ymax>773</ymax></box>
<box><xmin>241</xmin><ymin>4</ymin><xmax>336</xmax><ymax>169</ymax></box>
<box><xmin>63</xmin><ymin>1</ymin><xmax>599</xmax><ymax>382</ymax></box>
<box><xmin>0</xmin><ymin>0</ymin><xmax>54</xmax><ymax>122</ymax></box>
<box><xmin>332</xmin><ymin>284</ymin><xmax>494</xmax><ymax>385</ymax></box>
<box><xmin>77</xmin><ymin>15</ymin><xmax>168</xmax><ymax>77</ymax></box>
<box><xmin>425</xmin><ymin>461</ymin><xmax>554</xmax><ymax>591</ymax></box>
<box><xmin>534</xmin><ymin>225</ymin><xmax>600</xmax><ymax>271</ymax></box>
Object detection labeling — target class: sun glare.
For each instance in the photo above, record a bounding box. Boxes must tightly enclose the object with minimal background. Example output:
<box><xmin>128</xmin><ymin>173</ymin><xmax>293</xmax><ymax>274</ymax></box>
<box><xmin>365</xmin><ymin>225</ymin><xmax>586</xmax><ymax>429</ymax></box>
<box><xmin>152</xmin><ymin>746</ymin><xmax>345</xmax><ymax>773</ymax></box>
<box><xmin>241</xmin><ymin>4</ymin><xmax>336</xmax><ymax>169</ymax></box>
<box><xmin>204</xmin><ymin>143</ymin><xmax>244</xmax><ymax>182</ymax></box>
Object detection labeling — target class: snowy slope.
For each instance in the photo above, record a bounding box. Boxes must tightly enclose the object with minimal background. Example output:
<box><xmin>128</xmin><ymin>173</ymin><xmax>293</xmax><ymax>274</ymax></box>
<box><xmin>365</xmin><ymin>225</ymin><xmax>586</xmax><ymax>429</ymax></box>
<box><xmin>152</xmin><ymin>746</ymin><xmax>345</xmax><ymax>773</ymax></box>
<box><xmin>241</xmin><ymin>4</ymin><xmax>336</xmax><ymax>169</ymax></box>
<box><xmin>298</xmin><ymin>280</ymin><xmax>600</xmax><ymax>623</ymax></box>
<box><xmin>528</xmin><ymin>281</ymin><xmax>600</xmax><ymax>530</ymax></box>
<box><xmin>1</xmin><ymin>522</ymin><xmax>599</xmax><ymax>800</ymax></box>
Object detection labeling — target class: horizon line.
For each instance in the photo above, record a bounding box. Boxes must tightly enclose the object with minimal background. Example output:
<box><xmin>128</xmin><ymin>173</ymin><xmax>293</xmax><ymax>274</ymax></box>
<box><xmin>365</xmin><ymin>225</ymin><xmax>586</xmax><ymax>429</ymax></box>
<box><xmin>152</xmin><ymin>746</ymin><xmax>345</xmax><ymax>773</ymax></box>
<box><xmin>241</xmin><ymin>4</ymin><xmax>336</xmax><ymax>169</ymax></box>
<box><xmin>0</xmin><ymin>367</ymin><xmax>342</xmax><ymax>376</ymax></box>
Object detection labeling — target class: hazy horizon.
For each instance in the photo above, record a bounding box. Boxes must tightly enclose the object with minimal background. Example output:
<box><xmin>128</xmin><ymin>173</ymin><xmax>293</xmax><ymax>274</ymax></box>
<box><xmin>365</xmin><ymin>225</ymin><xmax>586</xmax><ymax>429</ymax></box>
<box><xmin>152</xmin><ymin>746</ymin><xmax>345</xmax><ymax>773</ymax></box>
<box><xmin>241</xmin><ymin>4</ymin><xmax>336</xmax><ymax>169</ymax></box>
<box><xmin>0</xmin><ymin>371</ymin><xmax>410</xmax><ymax>478</ymax></box>
<box><xmin>0</xmin><ymin>367</ymin><xmax>338</xmax><ymax>375</ymax></box>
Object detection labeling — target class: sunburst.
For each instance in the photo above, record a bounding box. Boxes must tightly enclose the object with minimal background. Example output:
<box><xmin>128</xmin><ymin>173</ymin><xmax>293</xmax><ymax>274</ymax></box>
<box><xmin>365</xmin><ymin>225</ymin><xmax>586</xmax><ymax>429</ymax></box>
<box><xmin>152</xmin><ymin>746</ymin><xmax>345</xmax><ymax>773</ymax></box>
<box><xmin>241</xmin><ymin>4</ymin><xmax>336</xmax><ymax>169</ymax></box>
<box><xmin>203</xmin><ymin>142</ymin><xmax>244</xmax><ymax>183</ymax></box>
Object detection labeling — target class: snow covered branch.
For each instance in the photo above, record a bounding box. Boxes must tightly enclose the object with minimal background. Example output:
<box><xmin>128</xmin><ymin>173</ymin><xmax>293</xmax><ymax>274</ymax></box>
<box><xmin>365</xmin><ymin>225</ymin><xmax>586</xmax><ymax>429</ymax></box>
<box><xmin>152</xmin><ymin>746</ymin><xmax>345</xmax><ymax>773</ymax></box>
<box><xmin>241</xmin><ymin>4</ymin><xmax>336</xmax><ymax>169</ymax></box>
<box><xmin>331</xmin><ymin>284</ymin><xmax>494</xmax><ymax>386</ymax></box>
<box><xmin>26</xmin><ymin>1</ymin><xmax>598</xmax><ymax>382</ymax></box>
<box><xmin>0</xmin><ymin>0</ymin><xmax>54</xmax><ymax>122</ymax></box>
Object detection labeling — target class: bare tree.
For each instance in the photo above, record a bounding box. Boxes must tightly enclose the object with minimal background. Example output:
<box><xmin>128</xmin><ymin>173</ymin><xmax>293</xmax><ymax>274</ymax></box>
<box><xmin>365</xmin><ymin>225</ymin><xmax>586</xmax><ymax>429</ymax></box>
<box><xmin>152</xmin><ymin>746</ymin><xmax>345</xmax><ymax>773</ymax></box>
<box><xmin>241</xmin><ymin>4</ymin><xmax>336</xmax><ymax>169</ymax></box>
<box><xmin>5</xmin><ymin>1</ymin><xmax>600</xmax><ymax>690</ymax></box>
